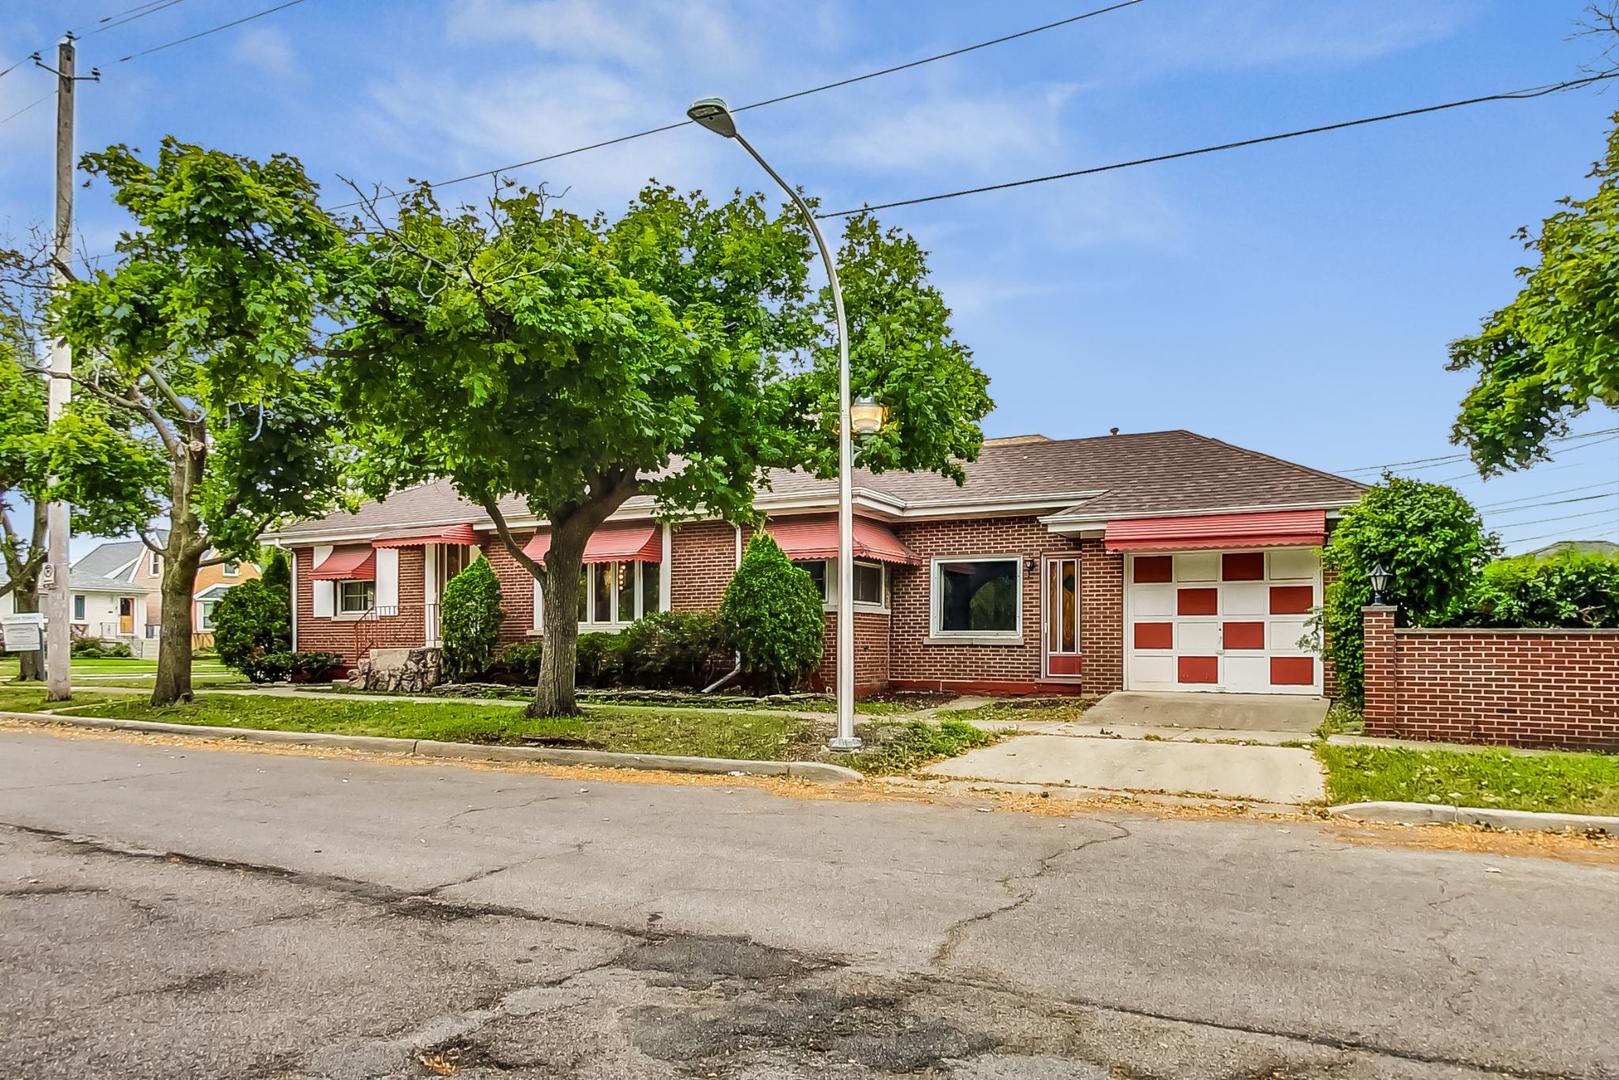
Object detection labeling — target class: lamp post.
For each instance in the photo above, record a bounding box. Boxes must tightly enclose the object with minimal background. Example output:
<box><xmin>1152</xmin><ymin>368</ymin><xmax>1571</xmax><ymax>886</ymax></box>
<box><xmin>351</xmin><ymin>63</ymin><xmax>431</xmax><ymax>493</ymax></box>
<box><xmin>1369</xmin><ymin>563</ymin><xmax>1390</xmax><ymax>606</ymax></box>
<box><xmin>689</xmin><ymin>96</ymin><xmax>873</xmax><ymax>750</ymax></box>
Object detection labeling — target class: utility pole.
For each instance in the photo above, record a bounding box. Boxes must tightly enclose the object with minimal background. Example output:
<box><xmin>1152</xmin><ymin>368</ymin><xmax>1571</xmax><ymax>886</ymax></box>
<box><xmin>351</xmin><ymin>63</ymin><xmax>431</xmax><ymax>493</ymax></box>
<box><xmin>40</xmin><ymin>35</ymin><xmax>82</xmax><ymax>702</ymax></box>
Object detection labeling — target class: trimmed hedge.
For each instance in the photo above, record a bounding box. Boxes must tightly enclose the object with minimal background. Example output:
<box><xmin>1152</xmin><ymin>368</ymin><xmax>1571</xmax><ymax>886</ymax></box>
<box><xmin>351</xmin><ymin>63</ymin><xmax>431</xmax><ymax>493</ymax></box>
<box><xmin>1460</xmin><ymin>550</ymin><xmax>1619</xmax><ymax>629</ymax></box>
<box><xmin>720</xmin><ymin>532</ymin><xmax>825</xmax><ymax>694</ymax></box>
<box><xmin>70</xmin><ymin>637</ymin><xmax>133</xmax><ymax>659</ymax></box>
<box><xmin>479</xmin><ymin>611</ymin><xmax>731</xmax><ymax>691</ymax></box>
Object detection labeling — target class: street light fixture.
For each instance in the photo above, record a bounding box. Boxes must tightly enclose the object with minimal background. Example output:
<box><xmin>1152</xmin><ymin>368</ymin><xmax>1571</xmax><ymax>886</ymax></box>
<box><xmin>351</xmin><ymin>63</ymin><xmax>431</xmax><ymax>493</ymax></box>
<box><xmin>1369</xmin><ymin>563</ymin><xmax>1390</xmax><ymax>605</ymax></box>
<box><xmin>850</xmin><ymin>395</ymin><xmax>887</xmax><ymax>438</ymax></box>
<box><xmin>688</xmin><ymin>96</ymin><xmax>870</xmax><ymax>750</ymax></box>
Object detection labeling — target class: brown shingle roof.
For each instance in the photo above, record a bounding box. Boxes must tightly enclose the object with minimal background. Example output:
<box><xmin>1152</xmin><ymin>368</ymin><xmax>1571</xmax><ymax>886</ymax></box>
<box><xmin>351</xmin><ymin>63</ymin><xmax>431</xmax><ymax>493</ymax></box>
<box><xmin>268</xmin><ymin>430</ymin><xmax>1364</xmax><ymax>541</ymax></box>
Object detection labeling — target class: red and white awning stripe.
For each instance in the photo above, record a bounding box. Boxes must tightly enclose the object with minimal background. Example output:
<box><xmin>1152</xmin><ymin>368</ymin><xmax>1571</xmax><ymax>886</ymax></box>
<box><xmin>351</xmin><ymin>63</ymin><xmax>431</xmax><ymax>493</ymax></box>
<box><xmin>1104</xmin><ymin>510</ymin><xmax>1326</xmax><ymax>553</ymax></box>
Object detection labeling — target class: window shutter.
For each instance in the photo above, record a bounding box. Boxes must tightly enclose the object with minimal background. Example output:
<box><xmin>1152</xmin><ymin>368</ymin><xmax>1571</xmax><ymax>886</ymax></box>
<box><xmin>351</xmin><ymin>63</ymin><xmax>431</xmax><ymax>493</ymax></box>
<box><xmin>375</xmin><ymin>547</ymin><xmax>399</xmax><ymax>609</ymax></box>
<box><xmin>532</xmin><ymin>570</ymin><xmax>544</xmax><ymax>630</ymax></box>
<box><xmin>312</xmin><ymin>546</ymin><xmax>334</xmax><ymax>618</ymax></box>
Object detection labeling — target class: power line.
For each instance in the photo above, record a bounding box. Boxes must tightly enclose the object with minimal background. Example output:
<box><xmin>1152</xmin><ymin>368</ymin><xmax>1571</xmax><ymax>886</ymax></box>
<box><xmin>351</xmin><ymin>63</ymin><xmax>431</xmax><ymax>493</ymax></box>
<box><xmin>1487</xmin><ymin>492</ymin><xmax>1618</xmax><ymax>519</ymax></box>
<box><xmin>1333</xmin><ymin>427</ymin><xmax>1619</xmax><ymax>476</ymax></box>
<box><xmin>1503</xmin><ymin>523</ymin><xmax>1619</xmax><ymax>546</ymax></box>
<box><xmin>815</xmin><ymin>71</ymin><xmax>1619</xmax><ymax>218</ymax></box>
<box><xmin>1480</xmin><ymin>482</ymin><xmax>1619</xmax><ymax>510</ymax></box>
<box><xmin>1492</xmin><ymin>506</ymin><xmax>1619</xmax><ymax>532</ymax></box>
<box><xmin>113</xmin><ymin>0</ymin><xmax>312</xmax><ymax>63</ymax></box>
<box><xmin>83</xmin><ymin>0</ymin><xmax>192</xmax><ymax>36</ymax></box>
<box><xmin>327</xmin><ymin>0</ymin><xmax>1150</xmax><ymax>211</ymax></box>
<box><xmin>1429</xmin><ymin>434</ymin><xmax>1619</xmax><ymax>483</ymax></box>
<box><xmin>0</xmin><ymin>91</ymin><xmax>53</xmax><ymax>126</ymax></box>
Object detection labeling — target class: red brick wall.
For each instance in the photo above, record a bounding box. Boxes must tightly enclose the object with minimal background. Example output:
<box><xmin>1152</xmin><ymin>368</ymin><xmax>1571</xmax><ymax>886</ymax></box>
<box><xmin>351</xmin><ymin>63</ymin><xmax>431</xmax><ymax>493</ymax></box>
<box><xmin>887</xmin><ymin>517</ymin><xmax>1109</xmax><ymax>695</ymax></box>
<box><xmin>1362</xmin><ymin>606</ymin><xmax>1619</xmax><ymax>750</ymax></box>
<box><xmin>1321</xmin><ymin>557</ymin><xmax>1340</xmax><ymax>699</ymax></box>
<box><xmin>810</xmin><ymin>611</ymin><xmax>891</xmax><ymax>693</ymax></box>
<box><xmin>482</xmin><ymin>535</ymin><xmax>540</xmax><ymax>645</ymax></box>
<box><xmin>670</xmin><ymin>521</ymin><xmax>742</xmax><ymax>610</ymax></box>
<box><xmin>293</xmin><ymin>545</ymin><xmax>429</xmax><ymax>664</ymax></box>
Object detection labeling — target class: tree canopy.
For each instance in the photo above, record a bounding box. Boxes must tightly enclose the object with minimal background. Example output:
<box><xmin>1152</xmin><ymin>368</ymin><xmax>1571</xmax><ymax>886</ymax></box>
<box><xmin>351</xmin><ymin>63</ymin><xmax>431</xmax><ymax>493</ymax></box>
<box><xmin>50</xmin><ymin>139</ymin><xmax>351</xmax><ymax>703</ymax></box>
<box><xmin>1449</xmin><ymin>111</ymin><xmax>1619</xmax><ymax>473</ymax></box>
<box><xmin>335</xmin><ymin>182</ymin><xmax>992</xmax><ymax>713</ymax></box>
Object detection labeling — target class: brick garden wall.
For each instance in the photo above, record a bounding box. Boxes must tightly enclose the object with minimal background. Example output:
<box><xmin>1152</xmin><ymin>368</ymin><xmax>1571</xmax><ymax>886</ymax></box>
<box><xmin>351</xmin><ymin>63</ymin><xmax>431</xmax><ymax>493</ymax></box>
<box><xmin>1361</xmin><ymin>605</ymin><xmax>1619</xmax><ymax>751</ymax></box>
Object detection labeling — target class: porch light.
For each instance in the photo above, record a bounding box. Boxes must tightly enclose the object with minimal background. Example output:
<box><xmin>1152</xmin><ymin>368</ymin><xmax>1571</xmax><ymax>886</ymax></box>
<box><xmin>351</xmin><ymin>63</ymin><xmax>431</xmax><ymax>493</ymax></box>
<box><xmin>850</xmin><ymin>396</ymin><xmax>887</xmax><ymax>437</ymax></box>
<box><xmin>1369</xmin><ymin>563</ymin><xmax>1390</xmax><ymax>605</ymax></box>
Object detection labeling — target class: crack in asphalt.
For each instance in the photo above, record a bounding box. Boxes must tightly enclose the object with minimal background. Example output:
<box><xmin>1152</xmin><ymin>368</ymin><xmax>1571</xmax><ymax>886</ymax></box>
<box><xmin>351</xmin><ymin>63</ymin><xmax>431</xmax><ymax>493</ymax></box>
<box><xmin>932</xmin><ymin>821</ymin><xmax>1133</xmax><ymax>968</ymax></box>
<box><xmin>0</xmin><ymin>766</ymin><xmax>199</xmax><ymax>793</ymax></box>
<box><xmin>0</xmin><ymin>819</ymin><xmax>1601</xmax><ymax>1080</ymax></box>
<box><xmin>1426</xmin><ymin>879</ymin><xmax>1481</xmax><ymax>1018</ymax></box>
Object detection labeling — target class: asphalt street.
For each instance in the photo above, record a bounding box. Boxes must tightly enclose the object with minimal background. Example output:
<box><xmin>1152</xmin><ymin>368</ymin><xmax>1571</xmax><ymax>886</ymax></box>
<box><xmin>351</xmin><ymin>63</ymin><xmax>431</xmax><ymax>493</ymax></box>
<box><xmin>0</xmin><ymin>727</ymin><xmax>1614</xmax><ymax>1079</ymax></box>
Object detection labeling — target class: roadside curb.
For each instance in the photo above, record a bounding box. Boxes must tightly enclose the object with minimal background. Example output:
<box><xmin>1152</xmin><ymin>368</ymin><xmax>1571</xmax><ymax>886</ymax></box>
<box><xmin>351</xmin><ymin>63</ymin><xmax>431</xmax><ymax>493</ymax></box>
<box><xmin>0</xmin><ymin>711</ymin><xmax>864</xmax><ymax>784</ymax></box>
<box><xmin>1329</xmin><ymin>800</ymin><xmax>1619</xmax><ymax>835</ymax></box>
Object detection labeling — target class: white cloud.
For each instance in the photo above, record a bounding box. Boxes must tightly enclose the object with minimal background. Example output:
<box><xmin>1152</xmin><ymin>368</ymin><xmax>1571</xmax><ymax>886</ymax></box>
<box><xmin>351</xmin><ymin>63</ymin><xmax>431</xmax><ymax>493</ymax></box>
<box><xmin>231</xmin><ymin>26</ymin><xmax>301</xmax><ymax>81</ymax></box>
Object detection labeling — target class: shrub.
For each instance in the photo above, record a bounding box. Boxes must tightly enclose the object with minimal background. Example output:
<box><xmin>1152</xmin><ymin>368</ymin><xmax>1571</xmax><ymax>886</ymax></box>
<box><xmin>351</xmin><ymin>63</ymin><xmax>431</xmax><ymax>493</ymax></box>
<box><xmin>260</xmin><ymin>547</ymin><xmax>291</xmax><ymax>592</ymax></box>
<box><xmin>1461</xmin><ymin>550</ymin><xmax>1619</xmax><ymax>628</ymax></box>
<box><xmin>1318</xmin><ymin>476</ymin><xmax>1495</xmax><ymax>706</ymax></box>
<box><xmin>620</xmin><ymin>611</ymin><xmax>732</xmax><ymax>689</ymax></box>
<box><xmin>70</xmin><ymin>637</ymin><xmax>132</xmax><ymax>658</ymax></box>
<box><xmin>440</xmin><ymin>557</ymin><xmax>503</xmax><ymax>682</ymax></box>
<box><xmin>211</xmin><ymin>578</ymin><xmax>292</xmax><ymax>683</ymax></box>
<box><xmin>576</xmin><ymin>632</ymin><xmax>630</xmax><ymax>688</ymax></box>
<box><xmin>720</xmin><ymin>532</ymin><xmax>825</xmax><ymax>695</ymax></box>
<box><xmin>288</xmin><ymin>650</ymin><xmax>342</xmax><ymax>682</ymax></box>
<box><xmin>487</xmin><ymin>640</ymin><xmax>544</xmax><ymax>683</ymax></box>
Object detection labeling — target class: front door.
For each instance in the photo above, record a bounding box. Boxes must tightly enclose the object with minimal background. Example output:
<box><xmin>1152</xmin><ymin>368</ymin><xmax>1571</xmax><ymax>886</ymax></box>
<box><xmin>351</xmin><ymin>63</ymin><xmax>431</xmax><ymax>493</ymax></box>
<box><xmin>1043</xmin><ymin>555</ymin><xmax>1081</xmax><ymax>678</ymax></box>
<box><xmin>118</xmin><ymin>597</ymin><xmax>134</xmax><ymax>635</ymax></box>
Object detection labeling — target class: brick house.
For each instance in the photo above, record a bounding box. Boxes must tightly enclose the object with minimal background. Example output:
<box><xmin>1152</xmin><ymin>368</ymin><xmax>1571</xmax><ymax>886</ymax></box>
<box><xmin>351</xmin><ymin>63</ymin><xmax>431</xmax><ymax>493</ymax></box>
<box><xmin>265</xmin><ymin>430</ymin><xmax>1365</xmax><ymax>697</ymax></box>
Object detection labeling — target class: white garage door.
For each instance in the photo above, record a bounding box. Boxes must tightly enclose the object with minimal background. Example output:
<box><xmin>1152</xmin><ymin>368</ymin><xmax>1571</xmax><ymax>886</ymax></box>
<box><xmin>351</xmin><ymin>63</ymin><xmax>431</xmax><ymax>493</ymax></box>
<box><xmin>1125</xmin><ymin>548</ymin><xmax>1321</xmax><ymax>695</ymax></box>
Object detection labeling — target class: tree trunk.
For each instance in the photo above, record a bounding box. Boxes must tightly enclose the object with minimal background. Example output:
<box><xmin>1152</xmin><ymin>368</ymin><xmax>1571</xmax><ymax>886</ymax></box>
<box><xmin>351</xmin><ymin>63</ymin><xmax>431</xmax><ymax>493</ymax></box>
<box><xmin>13</xmin><ymin>582</ymin><xmax>41</xmax><ymax>682</ymax></box>
<box><xmin>151</xmin><ymin>526</ymin><xmax>204</xmax><ymax>707</ymax></box>
<box><xmin>530</xmin><ymin>531</ymin><xmax>587</xmax><ymax>717</ymax></box>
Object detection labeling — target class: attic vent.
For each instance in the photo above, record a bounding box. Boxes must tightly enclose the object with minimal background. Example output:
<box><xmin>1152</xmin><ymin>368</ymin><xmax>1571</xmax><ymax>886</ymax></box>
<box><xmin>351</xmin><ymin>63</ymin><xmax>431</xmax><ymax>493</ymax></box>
<box><xmin>982</xmin><ymin>434</ymin><xmax>1051</xmax><ymax>446</ymax></box>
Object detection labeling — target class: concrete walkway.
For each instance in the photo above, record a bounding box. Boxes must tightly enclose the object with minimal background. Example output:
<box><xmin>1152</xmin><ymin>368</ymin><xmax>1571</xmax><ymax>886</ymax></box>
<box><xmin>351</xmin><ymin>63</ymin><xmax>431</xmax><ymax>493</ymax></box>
<box><xmin>923</xmin><ymin>734</ymin><xmax>1328</xmax><ymax>805</ymax></box>
<box><xmin>1084</xmin><ymin>690</ymin><xmax>1328</xmax><ymax>733</ymax></box>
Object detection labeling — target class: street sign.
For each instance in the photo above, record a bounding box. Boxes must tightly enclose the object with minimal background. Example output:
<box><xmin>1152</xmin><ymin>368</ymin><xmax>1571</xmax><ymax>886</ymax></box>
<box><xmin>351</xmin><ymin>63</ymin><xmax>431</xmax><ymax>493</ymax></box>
<box><xmin>2</xmin><ymin>613</ymin><xmax>46</xmax><ymax>653</ymax></box>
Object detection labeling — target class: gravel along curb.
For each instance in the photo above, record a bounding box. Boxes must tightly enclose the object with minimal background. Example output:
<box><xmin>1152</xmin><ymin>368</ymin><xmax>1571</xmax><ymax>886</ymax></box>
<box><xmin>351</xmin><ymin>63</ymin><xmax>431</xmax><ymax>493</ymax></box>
<box><xmin>0</xmin><ymin>711</ymin><xmax>864</xmax><ymax>784</ymax></box>
<box><xmin>1329</xmin><ymin>800</ymin><xmax>1619</xmax><ymax>836</ymax></box>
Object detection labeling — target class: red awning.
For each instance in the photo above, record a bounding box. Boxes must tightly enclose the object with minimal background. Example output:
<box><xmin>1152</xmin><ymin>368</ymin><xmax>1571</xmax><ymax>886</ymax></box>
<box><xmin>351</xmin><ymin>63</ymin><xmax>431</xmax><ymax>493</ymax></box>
<box><xmin>767</xmin><ymin>515</ymin><xmax>919</xmax><ymax>565</ymax></box>
<box><xmin>310</xmin><ymin>546</ymin><xmax>376</xmax><ymax>580</ymax></box>
<box><xmin>523</xmin><ymin>523</ymin><xmax>662</xmax><ymax>564</ymax></box>
<box><xmin>372</xmin><ymin>523</ymin><xmax>480</xmax><ymax>548</ymax></box>
<box><xmin>1104</xmin><ymin>509</ymin><xmax>1327</xmax><ymax>553</ymax></box>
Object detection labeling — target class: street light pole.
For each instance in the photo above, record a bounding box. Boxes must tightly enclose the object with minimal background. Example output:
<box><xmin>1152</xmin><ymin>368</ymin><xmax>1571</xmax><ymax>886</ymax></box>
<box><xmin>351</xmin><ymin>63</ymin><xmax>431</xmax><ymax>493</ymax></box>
<box><xmin>688</xmin><ymin>98</ymin><xmax>860</xmax><ymax>749</ymax></box>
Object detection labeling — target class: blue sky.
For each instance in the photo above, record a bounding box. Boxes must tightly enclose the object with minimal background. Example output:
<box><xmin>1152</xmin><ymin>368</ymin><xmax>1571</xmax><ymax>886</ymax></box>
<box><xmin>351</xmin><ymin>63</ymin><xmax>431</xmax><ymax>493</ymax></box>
<box><xmin>2</xmin><ymin>0</ymin><xmax>1616</xmax><ymax>554</ymax></box>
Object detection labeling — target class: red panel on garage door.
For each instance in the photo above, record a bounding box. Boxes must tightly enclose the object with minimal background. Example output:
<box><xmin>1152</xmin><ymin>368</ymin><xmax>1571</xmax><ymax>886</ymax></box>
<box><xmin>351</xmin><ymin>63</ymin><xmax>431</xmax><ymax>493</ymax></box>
<box><xmin>1177</xmin><ymin>588</ymin><xmax>1218</xmax><ymax>615</ymax></box>
<box><xmin>1133</xmin><ymin>556</ymin><xmax>1173</xmax><ymax>583</ymax></box>
<box><xmin>1134</xmin><ymin>622</ymin><xmax>1173</xmax><ymax>649</ymax></box>
<box><xmin>1269</xmin><ymin>585</ymin><xmax>1314</xmax><ymax>614</ymax></box>
<box><xmin>1221</xmin><ymin>552</ymin><xmax>1265</xmax><ymax>581</ymax></box>
<box><xmin>1270</xmin><ymin>657</ymin><xmax>1314</xmax><ymax>685</ymax></box>
<box><xmin>1177</xmin><ymin>656</ymin><xmax>1218</xmax><ymax>683</ymax></box>
<box><xmin>1222</xmin><ymin>621</ymin><xmax>1265</xmax><ymax>649</ymax></box>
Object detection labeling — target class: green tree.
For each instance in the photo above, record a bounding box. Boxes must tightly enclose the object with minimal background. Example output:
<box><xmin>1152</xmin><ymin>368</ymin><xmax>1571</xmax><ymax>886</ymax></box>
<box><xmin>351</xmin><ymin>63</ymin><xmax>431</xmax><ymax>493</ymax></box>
<box><xmin>335</xmin><ymin>183</ymin><xmax>991</xmax><ymax>715</ymax></box>
<box><xmin>1449</xmin><ymin>112</ymin><xmax>1619</xmax><ymax>473</ymax></box>
<box><xmin>1319</xmin><ymin>475</ymin><xmax>1497</xmax><ymax>704</ymax></box>
<box><xmin>720</xmin><ymin>533</ymin><xmax>824</xmax><ymax>695</ymax></box>
<box><xmin>260</xmin><ymin>547</ymin><xmax>291</xmax><ymax>593</ymax></box>
<box><xmin>439</xmin><ymin>557</ymin><xmax>503</xmax><ymax>682</ymax></box>
<box><xmin>0</xmin><ymin>242</ymin><xmax>162</xmax><ymax>682</ymax></box>
<box><xmin>50</xmin><ymin>140</ymin><xmax>351</xmax><ymax>705</ymax></box>
<box><xmin>211</xmin><ymin>577</ymin><xmax>292</xmax><ymax>682</ymax></box>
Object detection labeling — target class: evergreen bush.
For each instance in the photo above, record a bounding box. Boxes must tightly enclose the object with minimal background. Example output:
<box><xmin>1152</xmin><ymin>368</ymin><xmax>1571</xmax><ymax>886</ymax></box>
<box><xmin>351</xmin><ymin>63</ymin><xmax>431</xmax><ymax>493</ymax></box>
<box><xmin>719</xmin><ymin>532</ymin><xmax>825</xmax><ymax>695</ymax></box>
<box><xmin>439</xmin><ymin>556</ymin><xmax>503</xmax><ymax>681</ymax></box>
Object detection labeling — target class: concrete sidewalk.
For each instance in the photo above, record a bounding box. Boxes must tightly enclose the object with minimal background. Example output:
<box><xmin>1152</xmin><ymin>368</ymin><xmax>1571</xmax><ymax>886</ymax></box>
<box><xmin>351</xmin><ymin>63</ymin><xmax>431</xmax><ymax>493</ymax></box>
<box><xmin>923</xmin><ymin>734</ymin><xmax>1328</xmax><ymax>805</ymax></box>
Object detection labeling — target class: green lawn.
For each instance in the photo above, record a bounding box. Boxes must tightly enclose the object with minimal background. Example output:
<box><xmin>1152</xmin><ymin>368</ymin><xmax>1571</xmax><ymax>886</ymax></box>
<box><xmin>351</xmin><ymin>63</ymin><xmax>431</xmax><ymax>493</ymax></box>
<box><xmin>0</xmin><ymin>655</ymin><xmax>241</xmax><ymax>688</ymax></box>
<box><xmin>0</xmin><ymin>687</ymin><xmax>128</xmax><ymax>713</ymax></box>
<box><xmin>1318</xmin><ymin>744</ymin><xmax>1619</xmax><ymax>816</ymax></box>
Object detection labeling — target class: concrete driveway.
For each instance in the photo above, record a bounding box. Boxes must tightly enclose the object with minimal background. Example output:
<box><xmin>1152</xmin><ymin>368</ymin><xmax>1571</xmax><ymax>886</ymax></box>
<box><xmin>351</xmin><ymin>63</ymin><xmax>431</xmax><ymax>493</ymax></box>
<box><xmin>929</xmin><ymin>692</ymin><xmax>1331</xmax><ymax>805</ymax></box>
<box><xmin>922</xmin><ymin>735</ymin><xmax>1327</xmax><ymax>805</ymax></box>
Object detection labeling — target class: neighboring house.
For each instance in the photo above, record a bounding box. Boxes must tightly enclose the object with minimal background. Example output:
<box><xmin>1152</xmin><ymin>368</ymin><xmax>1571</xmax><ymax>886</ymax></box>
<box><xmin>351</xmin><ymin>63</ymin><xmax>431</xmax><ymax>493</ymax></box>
<box><xmin>71</xmin><ymin>537</ymin><xmax>260</xmax><ymax>650</ymax></box>
<box><xmin>0</xmin><ymin>559</ymin><xmax>155</xmax><ymax>642</ymax></box>
<box><xmin>1528</xmin><ymin>539</ymin><xmax>1618</xmax><ymax>558</ymax></box>
<box><xmin>266</xmin><ymin>430</ymin><xmax>1366</xmax><ymax>698</ymax></box>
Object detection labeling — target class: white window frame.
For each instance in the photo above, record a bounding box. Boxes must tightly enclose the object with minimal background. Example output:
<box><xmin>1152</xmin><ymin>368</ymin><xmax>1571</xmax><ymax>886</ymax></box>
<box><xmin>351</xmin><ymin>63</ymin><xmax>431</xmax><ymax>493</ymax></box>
<box><xmin>196</xmin><ymin>599</ymin><xmax>219</xmax><ymax>631</ymax></box>
<box><xmin>336</xmin><ymin>579</ymin><xmax>375</xmax><ymax>617</ymax></box>
<box><xmin>148</xmin><ymin>551</ymin><xmax>162</xmax><ymax>575</ymax></box>
<box><xmin>929</xmin><ymin>555</ymin><xmax>1023</xmax><ymax>644</ymax></box>
<box><xmin>221</xmin><ymin>560</ymin><xmax>240</xmax><ymax>577</ymax></box>
<box><xmin>793</xmin><ymin>558</ymin><xmax>889</xmax><ymax>614</ymax></box>
<box><xmin>72</xmin><ymin>593</ymin><xmax>86</xmax><ymax>621</ymax></box>
<box><xmin>543</xmin><ymin>559</ymin><xmax>665</xmax><ymax>634</ymax></box>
